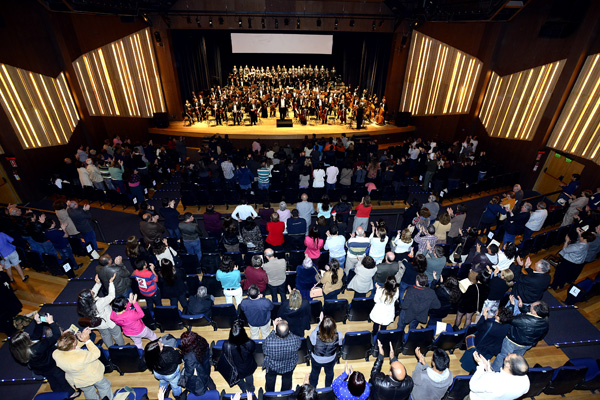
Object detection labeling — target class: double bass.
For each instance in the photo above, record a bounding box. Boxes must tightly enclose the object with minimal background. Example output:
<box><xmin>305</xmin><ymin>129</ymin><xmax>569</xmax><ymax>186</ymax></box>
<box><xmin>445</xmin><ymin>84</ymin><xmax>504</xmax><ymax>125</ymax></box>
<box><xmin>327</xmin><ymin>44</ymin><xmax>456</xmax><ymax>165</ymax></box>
<box><xmin>375</xmin><ymin>105</ymin><xmax>385</xmax><ymax>125</ymax></box>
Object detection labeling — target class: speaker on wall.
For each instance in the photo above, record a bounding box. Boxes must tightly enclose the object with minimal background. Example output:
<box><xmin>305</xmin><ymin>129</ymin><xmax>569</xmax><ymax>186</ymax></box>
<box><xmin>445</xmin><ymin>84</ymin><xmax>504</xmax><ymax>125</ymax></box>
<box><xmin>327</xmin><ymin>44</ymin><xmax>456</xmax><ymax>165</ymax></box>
<box><xmin>277</xmin><ymin>119</ymin><xmax>293</xmax><ymax>128</ymax></box>
<box><xmin>152</xmin><ymin>112</ymin><xmax>169</xmax><ymax>128</ymax></box>
<box><xmin>396</xmin><ymin>112</ymin><xmax>411</xmax><ymax>127</ymax></box>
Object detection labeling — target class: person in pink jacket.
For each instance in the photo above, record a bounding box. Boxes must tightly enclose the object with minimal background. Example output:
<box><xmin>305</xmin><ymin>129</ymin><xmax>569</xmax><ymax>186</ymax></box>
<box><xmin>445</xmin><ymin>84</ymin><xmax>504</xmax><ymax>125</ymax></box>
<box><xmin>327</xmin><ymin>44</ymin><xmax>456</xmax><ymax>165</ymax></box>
<box><xmin>110</xmin><ymin>293</ymin><xmax>157</xmax><ymax>349</ymax></box>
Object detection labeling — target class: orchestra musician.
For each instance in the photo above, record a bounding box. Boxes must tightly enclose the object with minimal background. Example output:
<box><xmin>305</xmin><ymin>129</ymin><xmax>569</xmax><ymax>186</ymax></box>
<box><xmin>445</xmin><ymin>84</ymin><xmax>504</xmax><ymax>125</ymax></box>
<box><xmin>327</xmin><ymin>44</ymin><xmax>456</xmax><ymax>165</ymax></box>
<box><xmin>278</xmin><ymin>95</ymin><xmax>288</xmax><ymax>121</ymax></box>
<box><xmin>232</xmin><ymin>98</ymin><xmax>242</xmax><ymax>125</ymax></box>
<box><xmin>356</xmin><ymin>102</ymin><xmax>364</xmax><ymax>130</ymax></box>
<box><xmin>249</xmin><ymin>99</ymin><xmax>258</xmax><ymax>126</ymax></box>
<box><xmin>213</xmin><ymin>101</ymin><xmax>223</xmax><ymax>126</ymax></box>
<box><xmin>184</xmin><ymin>100</ymin><xmax>195</xmax><ymax>126</ymax></box>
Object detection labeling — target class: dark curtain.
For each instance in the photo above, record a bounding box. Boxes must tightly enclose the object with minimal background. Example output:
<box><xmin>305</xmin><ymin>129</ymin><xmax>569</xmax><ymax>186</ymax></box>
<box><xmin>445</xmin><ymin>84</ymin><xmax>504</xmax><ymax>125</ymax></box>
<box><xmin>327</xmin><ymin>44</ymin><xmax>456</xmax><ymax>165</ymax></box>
<box><xmin>171</xmin><ymin>30</ymin><xmax>392</xmax><ymax>103</ymax></box>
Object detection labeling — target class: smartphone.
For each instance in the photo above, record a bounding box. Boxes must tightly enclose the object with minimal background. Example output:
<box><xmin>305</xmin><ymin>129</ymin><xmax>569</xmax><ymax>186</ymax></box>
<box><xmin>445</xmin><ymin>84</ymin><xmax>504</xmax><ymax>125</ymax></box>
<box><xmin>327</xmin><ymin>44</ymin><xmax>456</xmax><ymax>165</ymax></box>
<box><xmin>39</xmin><ymin>316</ymin><xmax>47</xmax><ymax>323</ymax></box>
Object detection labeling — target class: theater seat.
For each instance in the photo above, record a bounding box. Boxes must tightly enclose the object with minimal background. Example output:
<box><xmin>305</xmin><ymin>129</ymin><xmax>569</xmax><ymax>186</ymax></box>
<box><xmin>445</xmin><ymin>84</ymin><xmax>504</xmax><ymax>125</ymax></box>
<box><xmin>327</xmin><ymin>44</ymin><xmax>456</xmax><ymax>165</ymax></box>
<box><xmin>180</xmin><ymin>313</ymin><xmax>217</xmax><ymax>331</ymax></box>
<box><xmin>211</xmin><ymin>304</ymin><xmax>237</xmax><ymax>329</ymax></box>
<box><xmin>341</xmin><ymin>331</ymin><xmax>372</xmax><ymax>361</ymax></box>
<box><xmin>346</xmin><ymin>297</ymin><xmax>374</xmax><ymax>322</ymax></box>
<box><xmin>108</xmin><ymin>345</ymin><xmax>146</xmax><ymax>374</ymax></box>
<box><xmin>401</xmin><ymin>327</ymin><xmax>435</xmax><ymax>356</ymax></box>
<box><xmin>186</xmin><ymin>390</ymin><xmax>220</xmax><ymax>400</ymax></box>
<box><xmin>442</xmin><ymin>375</ymin><xmax>472</xmax><ymax>400</ymax></box>
<box><xmin>518</xmin><ymin>366</ymin><xmax>553</xmax><ymax>399</ymax></box>
<box><xmin>316</xmin><ymin>387</ymin><xmax>335</xmax><ymax>400</ymax></box>
<box><xmin>323</xmin><ymin>299</ymin><xmax>348</xmax><ymax>323</ymax></box>
<box><xmin>373</xmin><ymin>329</ymin><xmax>404</xmax><ymax>358</ymax></box>
<box><xmin>153</xmin><ymin>306</ymin><xmax>183</xmax><ymax>332</ymax></box>
<box><xmin>543</xmin><ymin>364</ymin><xmax>588</xmax><ymax>396</ymax></box>
<box><xmin>566</xmin><ymin>358</ymin><xmax>600</xmax><ymax>392</ymax></box>
<box><xmin>262</xmin><ymin>390</ymin><xmax>295</xmax><ymax>400</ymax></box>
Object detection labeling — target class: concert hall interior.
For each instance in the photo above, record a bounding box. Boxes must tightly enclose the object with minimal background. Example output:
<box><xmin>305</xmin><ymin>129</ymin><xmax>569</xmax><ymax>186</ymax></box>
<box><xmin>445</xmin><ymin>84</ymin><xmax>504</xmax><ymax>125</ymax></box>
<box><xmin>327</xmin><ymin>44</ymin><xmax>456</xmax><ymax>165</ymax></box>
<box><xmin>2</xmin><ymin>0</ymin><xmax>600</xmax><ymax>399</ymax></box>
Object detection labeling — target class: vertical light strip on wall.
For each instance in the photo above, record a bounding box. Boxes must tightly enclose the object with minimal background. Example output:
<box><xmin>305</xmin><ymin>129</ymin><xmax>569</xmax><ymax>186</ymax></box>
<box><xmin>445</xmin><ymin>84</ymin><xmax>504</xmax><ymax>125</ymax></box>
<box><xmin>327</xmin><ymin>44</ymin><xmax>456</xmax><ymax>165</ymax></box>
<box><xmin>549</xmin><ymin>53</ymin><xmax>600</xmax><ymax>163</ymax></box>
<box><xmin>0</xmin><ymin>63</ymin><xmax>78</xmax><ymax>149</ymax></box>
<box><xmin>72</xmin><ymin>27</ymin><xmax>165</xmax><ymax>118</ymax></box>
<box><xmin>478</xmin><ymin>59</ymin><xmax>565</xmax><ymax>141</ymax></box>
<box><xmin>401</xmin><ymin>31</ymin><xmax>483</xmax><ymax>116</ymax></box>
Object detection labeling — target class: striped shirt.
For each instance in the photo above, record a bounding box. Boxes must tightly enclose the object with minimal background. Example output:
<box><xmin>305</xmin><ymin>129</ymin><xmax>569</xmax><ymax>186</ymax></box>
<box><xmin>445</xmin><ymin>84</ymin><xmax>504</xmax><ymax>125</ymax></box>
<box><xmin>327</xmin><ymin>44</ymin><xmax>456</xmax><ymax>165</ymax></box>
<box><xmin>133</xmin><ymin>269</ymin><xmax>158</xmax><ymax>296</ymax></box>
<box><xmin>257</xmin><ymin>168</ymin><xmax>271</xmax><ymax>184</ymax></box>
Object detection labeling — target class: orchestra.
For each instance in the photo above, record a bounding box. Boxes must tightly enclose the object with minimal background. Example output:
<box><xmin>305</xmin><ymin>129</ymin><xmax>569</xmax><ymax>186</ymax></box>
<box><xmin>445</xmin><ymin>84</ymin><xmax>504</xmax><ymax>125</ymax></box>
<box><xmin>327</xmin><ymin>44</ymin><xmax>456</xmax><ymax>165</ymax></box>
<box><xmin>182</xmin><ymin>65</ymin><xmax>389</xmax><ymax>128</ymax></box>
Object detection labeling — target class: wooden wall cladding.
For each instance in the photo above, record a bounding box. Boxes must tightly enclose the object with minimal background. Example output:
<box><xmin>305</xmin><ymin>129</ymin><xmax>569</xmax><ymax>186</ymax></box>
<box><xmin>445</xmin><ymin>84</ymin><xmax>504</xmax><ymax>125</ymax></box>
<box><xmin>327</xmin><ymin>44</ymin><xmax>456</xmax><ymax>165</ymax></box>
<box><xmin>400</xmin><ymin>30</ymin><xmax>483</xmax><ymax>116</ymax></box>
<box><xmin>72</xmin><ymin>28</ymin><xmax>166</xmax><ymax>118</ymax></box>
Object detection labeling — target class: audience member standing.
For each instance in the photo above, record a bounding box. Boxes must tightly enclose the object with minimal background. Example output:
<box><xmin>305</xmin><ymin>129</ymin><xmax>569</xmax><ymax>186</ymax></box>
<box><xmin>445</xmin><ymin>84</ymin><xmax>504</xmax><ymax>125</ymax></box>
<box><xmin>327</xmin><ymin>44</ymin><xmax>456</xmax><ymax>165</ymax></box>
<box><xmin>239</xmin><ymin>285</ymin><xmax>273</xmax><ymax>339</ymax></box>
<box><xmin>53</xmin><ymin>328</ymin><xmax>113</xmax><ymax>400</ymax></box>
<box><xmin>309</xmin><ymin>313</ymin><xmax>342</xmax><ymax>388</ymax></box>
<box><xmin>263</xmin><ymin>248</ymin><xmax>287</xmax><ymax>302</ymax></box>
<box><xmin>352</xmin><ymin>196</ymin><xmax>372</xmax><ymax>233</ymax></box>
<box><xmin>469</xmin><ymin>352</ymin><xmax>530</xmax><ymax>400</ymax></box>
<box><xmin>216</xmin><ymin>256</ymin><xmax>242</xmax><ymax>305</ymax></box>
<box><xmin>220</xmin><ymin>322</ymin><xmax>257</xmax><ymax>392</ymax></box>
<box><xmin>297</xmin><ymin>194</ymin><xmax>315</xmax><ymax>234</ymax></box>
<box><xmin>179</xmin><ymin>213</ymin><xmax>202</xmax><ymax>263</ymax></box>
<box><xmin>411</xmin><ymin>347</ymin><xmax>453</xmax><ymax>400</ymax></box>
<box><xmin>369</xmin><ymin>340</ymin><xmax>413</xmax><ymax>400</ymax></box>
<box><xmin>68</xmin><ymin>201</ymin><xmax>99</xmax><ymax>251</ymax></box>
<box><xmin>110</xmin><ymin>294</ymin><xmax>158</xmax><ymax>349</ymax></box>
<box><xmin>180</xmin><ymin>331</ymin><xmax>216</xmax><ymax>396</ymax></box>
<box><xmin>263</xmin><ymin>318</ymin><xmax>302</xmax><ymax>392</ymax></box>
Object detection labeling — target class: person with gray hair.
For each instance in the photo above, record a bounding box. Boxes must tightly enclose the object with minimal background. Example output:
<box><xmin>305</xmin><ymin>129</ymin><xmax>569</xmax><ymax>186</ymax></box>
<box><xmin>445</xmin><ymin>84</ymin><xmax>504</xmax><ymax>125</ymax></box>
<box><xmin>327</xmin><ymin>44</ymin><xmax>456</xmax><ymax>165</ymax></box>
<box><xmin>345</xmin><ymin>226</ymin><xmax>371</xmax><ymax>274</ymax></box>
<box><xmin>425</xmin><ymin>245</ymin><xmax>446</xmax><ymax>282</ymax></box>
<box><xmin>296</xmin><ymin>193</ymin><xmax>315</xmax><ymax>234</ymax></box>
<box><xmin>186</xmin><ymin>286</ymin><xmax>214</xmax><ymax>317</ymax></box>
<box><xmin>522</xmin><ymin>202</ymin><xmax>548</xmax><ymax>242</ymax></box>
<box><xmin>503</xmin><ymin>202</ymin><xmax>532</xmax><ymax>244</ymax></box>
<box><xmin>277</xmin><ymin>201</ymin><xmax>291</xmax><ymax>228</ymax></box>
<box><xmin>263</xmin><ymin>248</ymin><xmax>287</xmax><ymax>302</ymax></box>
<box><xmin>511</xmin><ymin>256</ymin><xmax>551</xmax><ymax>306</ymax></box>
<box><xmin>423</xmin><ymin>194</ymin><xmax>440</xmax><ymax>221</ymax></box>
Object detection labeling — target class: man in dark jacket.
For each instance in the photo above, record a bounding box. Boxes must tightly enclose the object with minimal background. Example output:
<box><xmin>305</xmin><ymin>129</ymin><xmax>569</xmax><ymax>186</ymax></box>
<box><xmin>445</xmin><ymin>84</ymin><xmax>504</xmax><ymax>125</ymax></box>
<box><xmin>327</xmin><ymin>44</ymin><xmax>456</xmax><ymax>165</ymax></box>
<box><xmin>491</xmin><ymin>299</ymin><xmax>549</xmax><ymax>371</ymax></box>
<box><xmin>140</xmin><ymin>213</ymin><xmax>166</xmax><ymax>245</ymax></box>
<box><xmin>186</xmin><ymin>286</ymin><xmax>213</xmax><ymax>317</ymax></box>
<box><xmin>370</xmin><ymin>340</ymin><xmax>413</xmax><ymax>400</ymax></box>
<box><xmin>179</xmin><ymin>213</ymin><xmax>202</xmax><ymax>263</ymax></box>
<box><xmin>95</xmin><ymin>254</ymin><xmax>131</xmax><ymax>297</ymax></box>
<box><xmin>399</xmin><ymin>273</ymin><xmax>441</xmax><ymax>330</ymax></box>
<box><xmin>67</xmin><ymin>201</ymin><xmax>98</xmax><ymax>251</ymax></box>
<box><xmin>503</xmin><ymin>202</ymin><xmax>532</xmax><ymax>243</ymax></box>
<box><xmin>511</xmin><ymin>257</ymin><xmax>551</xmax><ymax>305</ymax></box>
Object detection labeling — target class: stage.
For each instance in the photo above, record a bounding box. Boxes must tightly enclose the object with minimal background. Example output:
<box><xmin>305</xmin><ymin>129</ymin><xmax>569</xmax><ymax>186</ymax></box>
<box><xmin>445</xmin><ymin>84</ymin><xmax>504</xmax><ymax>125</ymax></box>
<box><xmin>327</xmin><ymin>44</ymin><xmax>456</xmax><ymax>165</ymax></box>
<box><xmin>148</xmin><ymin>116</ymin><xmax>416</xmax><ymax>141</ymax></box>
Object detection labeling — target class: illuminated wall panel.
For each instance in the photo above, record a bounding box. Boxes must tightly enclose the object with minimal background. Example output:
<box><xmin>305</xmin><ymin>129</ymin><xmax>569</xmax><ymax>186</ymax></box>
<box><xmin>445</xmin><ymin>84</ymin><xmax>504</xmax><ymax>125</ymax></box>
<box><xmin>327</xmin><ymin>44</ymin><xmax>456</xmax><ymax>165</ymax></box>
<box><xmin>478</xmin><ymin>60</ymin><xmax>565</xmax><ymax>141</ymax></box>
<box><xmin>0</xmin><ymin>65</ymin><xmax>79</xmax><ymax>149</ymax></box>
<box><xmin>401</xmin><ymin>31</ymin><xmax>483</xmax><ymax>116</ymax></box>
<box><xmin>548</xmin><ymin>53</ymin><xmax>600</xmax><ymax>163</ymax></box>
<box><xmin>73</xmin><ymin>28</ymin><xmax>165</xmax><ymax>118</ymax></box>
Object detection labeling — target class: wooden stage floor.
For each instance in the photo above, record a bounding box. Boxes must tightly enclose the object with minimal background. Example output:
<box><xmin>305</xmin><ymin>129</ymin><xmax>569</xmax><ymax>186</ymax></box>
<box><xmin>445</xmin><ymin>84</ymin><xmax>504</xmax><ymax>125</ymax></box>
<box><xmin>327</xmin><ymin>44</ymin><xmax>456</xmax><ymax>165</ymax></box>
<box><xmin>149</xmin><ymin>117</ymin><xmax>416</xmax><ymax>140</ymax></box>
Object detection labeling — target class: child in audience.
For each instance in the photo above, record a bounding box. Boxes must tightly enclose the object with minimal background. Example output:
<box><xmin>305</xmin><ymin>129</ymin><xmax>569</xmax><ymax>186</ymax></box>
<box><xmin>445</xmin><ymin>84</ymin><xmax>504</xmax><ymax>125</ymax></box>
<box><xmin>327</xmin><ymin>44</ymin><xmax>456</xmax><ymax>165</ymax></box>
<box><xmin>110</xmin><ymin>293</ymin><xmax>158</xmax><ymax>349</ymax></box>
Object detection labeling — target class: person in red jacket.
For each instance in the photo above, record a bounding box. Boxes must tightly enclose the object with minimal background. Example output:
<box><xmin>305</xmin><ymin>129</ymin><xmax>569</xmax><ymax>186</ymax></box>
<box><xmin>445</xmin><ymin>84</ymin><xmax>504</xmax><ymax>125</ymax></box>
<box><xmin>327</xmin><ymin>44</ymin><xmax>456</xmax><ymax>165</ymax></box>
<box><xmin>266</xmin><ymin>213</ymin><xmax>285</xmax><ymax>251</ymax></box>
<box><xmin>242</xmin><ymin>255</ymin><xmax>269</xmax><ymax>294</ymax></box>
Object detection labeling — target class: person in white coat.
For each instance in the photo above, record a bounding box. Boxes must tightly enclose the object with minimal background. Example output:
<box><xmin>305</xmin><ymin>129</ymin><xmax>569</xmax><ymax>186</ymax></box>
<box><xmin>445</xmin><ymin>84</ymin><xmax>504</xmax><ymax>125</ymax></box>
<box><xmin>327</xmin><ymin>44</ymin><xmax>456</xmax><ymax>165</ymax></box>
<box><xmin>370</xmin><ymin>276</ymin><xmax>399</xmax><ymax>336</ymax></box>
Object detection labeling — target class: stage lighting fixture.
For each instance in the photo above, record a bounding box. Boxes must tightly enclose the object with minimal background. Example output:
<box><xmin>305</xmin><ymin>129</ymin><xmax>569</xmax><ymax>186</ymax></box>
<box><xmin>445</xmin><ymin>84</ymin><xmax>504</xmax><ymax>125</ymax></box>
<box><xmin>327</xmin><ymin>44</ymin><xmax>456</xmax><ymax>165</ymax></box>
<box><xmin>238</xmin><ymin>17</ymin><xmax>242</xmax><ymax>28</ymax></box>
<box><xmin>219</xmin><ymin>17</ymin><xmax>224</xmax><ymax>25</ymax></box>
<box><xmin>142</xmin><ymin>13</ymin><xmax>152</xmax><ymax>26</ymax></box>
<box><xmin>275</xmin><ymin>19</ymin><xmax>279</xmax><ymax>28</ymax></box>
<box><xmin>349</xmin><ymin>19</ymin><xmax>355</xmax><ymax>27</ymax></box>
<box><xmin>248</xmin><ymin>18</ymin><xmax>252</xmax><ymax>28</ymax></box>
<box><xmin>297</xmin><ymin>18</ymin><xmax>300</xmax><ymax>29</ymax></box>
<box><xmin>334</xmin><ymin>19</ymin><xmax>338</xmax><ymax>30</ymax></box>
<box><xmin>209</xmin><ymin>17</ymin><xmax>213</xmax><ymax>27</ymax></box>
<box><xmin>284</xmin><ymin>18</ymin><xmax>290</xmax><ymax>26</ymax></box>
<box><xmin>196</xmin><ymin>16</ymin><xmax>201</xmax><ymax>27</ymax></box>
<box><xmin>317</xmin><ymin>18</ymin><xmax>321</xmax><ymax>27</ymax></box>
<box><xmin>262</xmin><ymin>18</ymin><xmax>265</xmax><ymax>29</ymax></box>
<box><xmin>187</xmin><ymin>16</ymin><xmax>191</xmax><ymax>24</ymax></box>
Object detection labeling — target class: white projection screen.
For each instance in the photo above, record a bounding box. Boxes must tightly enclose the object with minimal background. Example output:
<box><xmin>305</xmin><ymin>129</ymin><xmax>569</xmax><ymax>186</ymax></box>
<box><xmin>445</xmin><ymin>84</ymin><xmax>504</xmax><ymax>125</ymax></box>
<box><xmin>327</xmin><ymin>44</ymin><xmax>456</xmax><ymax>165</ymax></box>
<box><xmin>231</xmin><ymin>33</ymin><xmax>333</xmax><ymax>54</ymax></box>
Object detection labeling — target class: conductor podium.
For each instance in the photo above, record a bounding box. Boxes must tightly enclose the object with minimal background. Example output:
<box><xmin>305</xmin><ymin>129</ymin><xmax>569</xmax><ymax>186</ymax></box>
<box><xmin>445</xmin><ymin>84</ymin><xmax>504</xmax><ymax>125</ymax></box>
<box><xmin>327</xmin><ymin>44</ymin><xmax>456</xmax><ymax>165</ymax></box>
<box><xmin>277</xmin><ymin>119</ymin><xmax>293</xmax><ymax>128</ymax></box>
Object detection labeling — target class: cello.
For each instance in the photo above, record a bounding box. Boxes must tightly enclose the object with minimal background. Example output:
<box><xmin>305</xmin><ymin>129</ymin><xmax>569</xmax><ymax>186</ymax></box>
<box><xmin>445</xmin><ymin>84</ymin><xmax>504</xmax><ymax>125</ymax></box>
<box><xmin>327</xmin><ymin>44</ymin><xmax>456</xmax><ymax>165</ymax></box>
<box><xmin>375</xmin><ymin>105</ymin><xmax>385</xmax><ymax>125</ymax></box>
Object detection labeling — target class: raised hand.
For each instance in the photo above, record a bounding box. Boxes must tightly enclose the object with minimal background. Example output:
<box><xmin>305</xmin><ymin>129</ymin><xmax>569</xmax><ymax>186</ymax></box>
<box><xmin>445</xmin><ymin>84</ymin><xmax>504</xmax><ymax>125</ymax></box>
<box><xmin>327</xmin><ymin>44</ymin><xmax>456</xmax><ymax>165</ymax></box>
<box><xmin>377</xmin><ymin>340</ymin><xmax>383</xmax><ymax>355</ymax></box>
<box><xmin>109</xmin><ymin>272</ymin><xmax>116</xmax><ymax>283</ymax></box>
<box><xmin>389</xmin><ymin>342</ymin><xmax>395</xmax><ymax>359</ymax></box>
<box><xmin>95</xmin><ymin>274</ymin><xmax>101</xmax><ymax>284</ymax></box>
